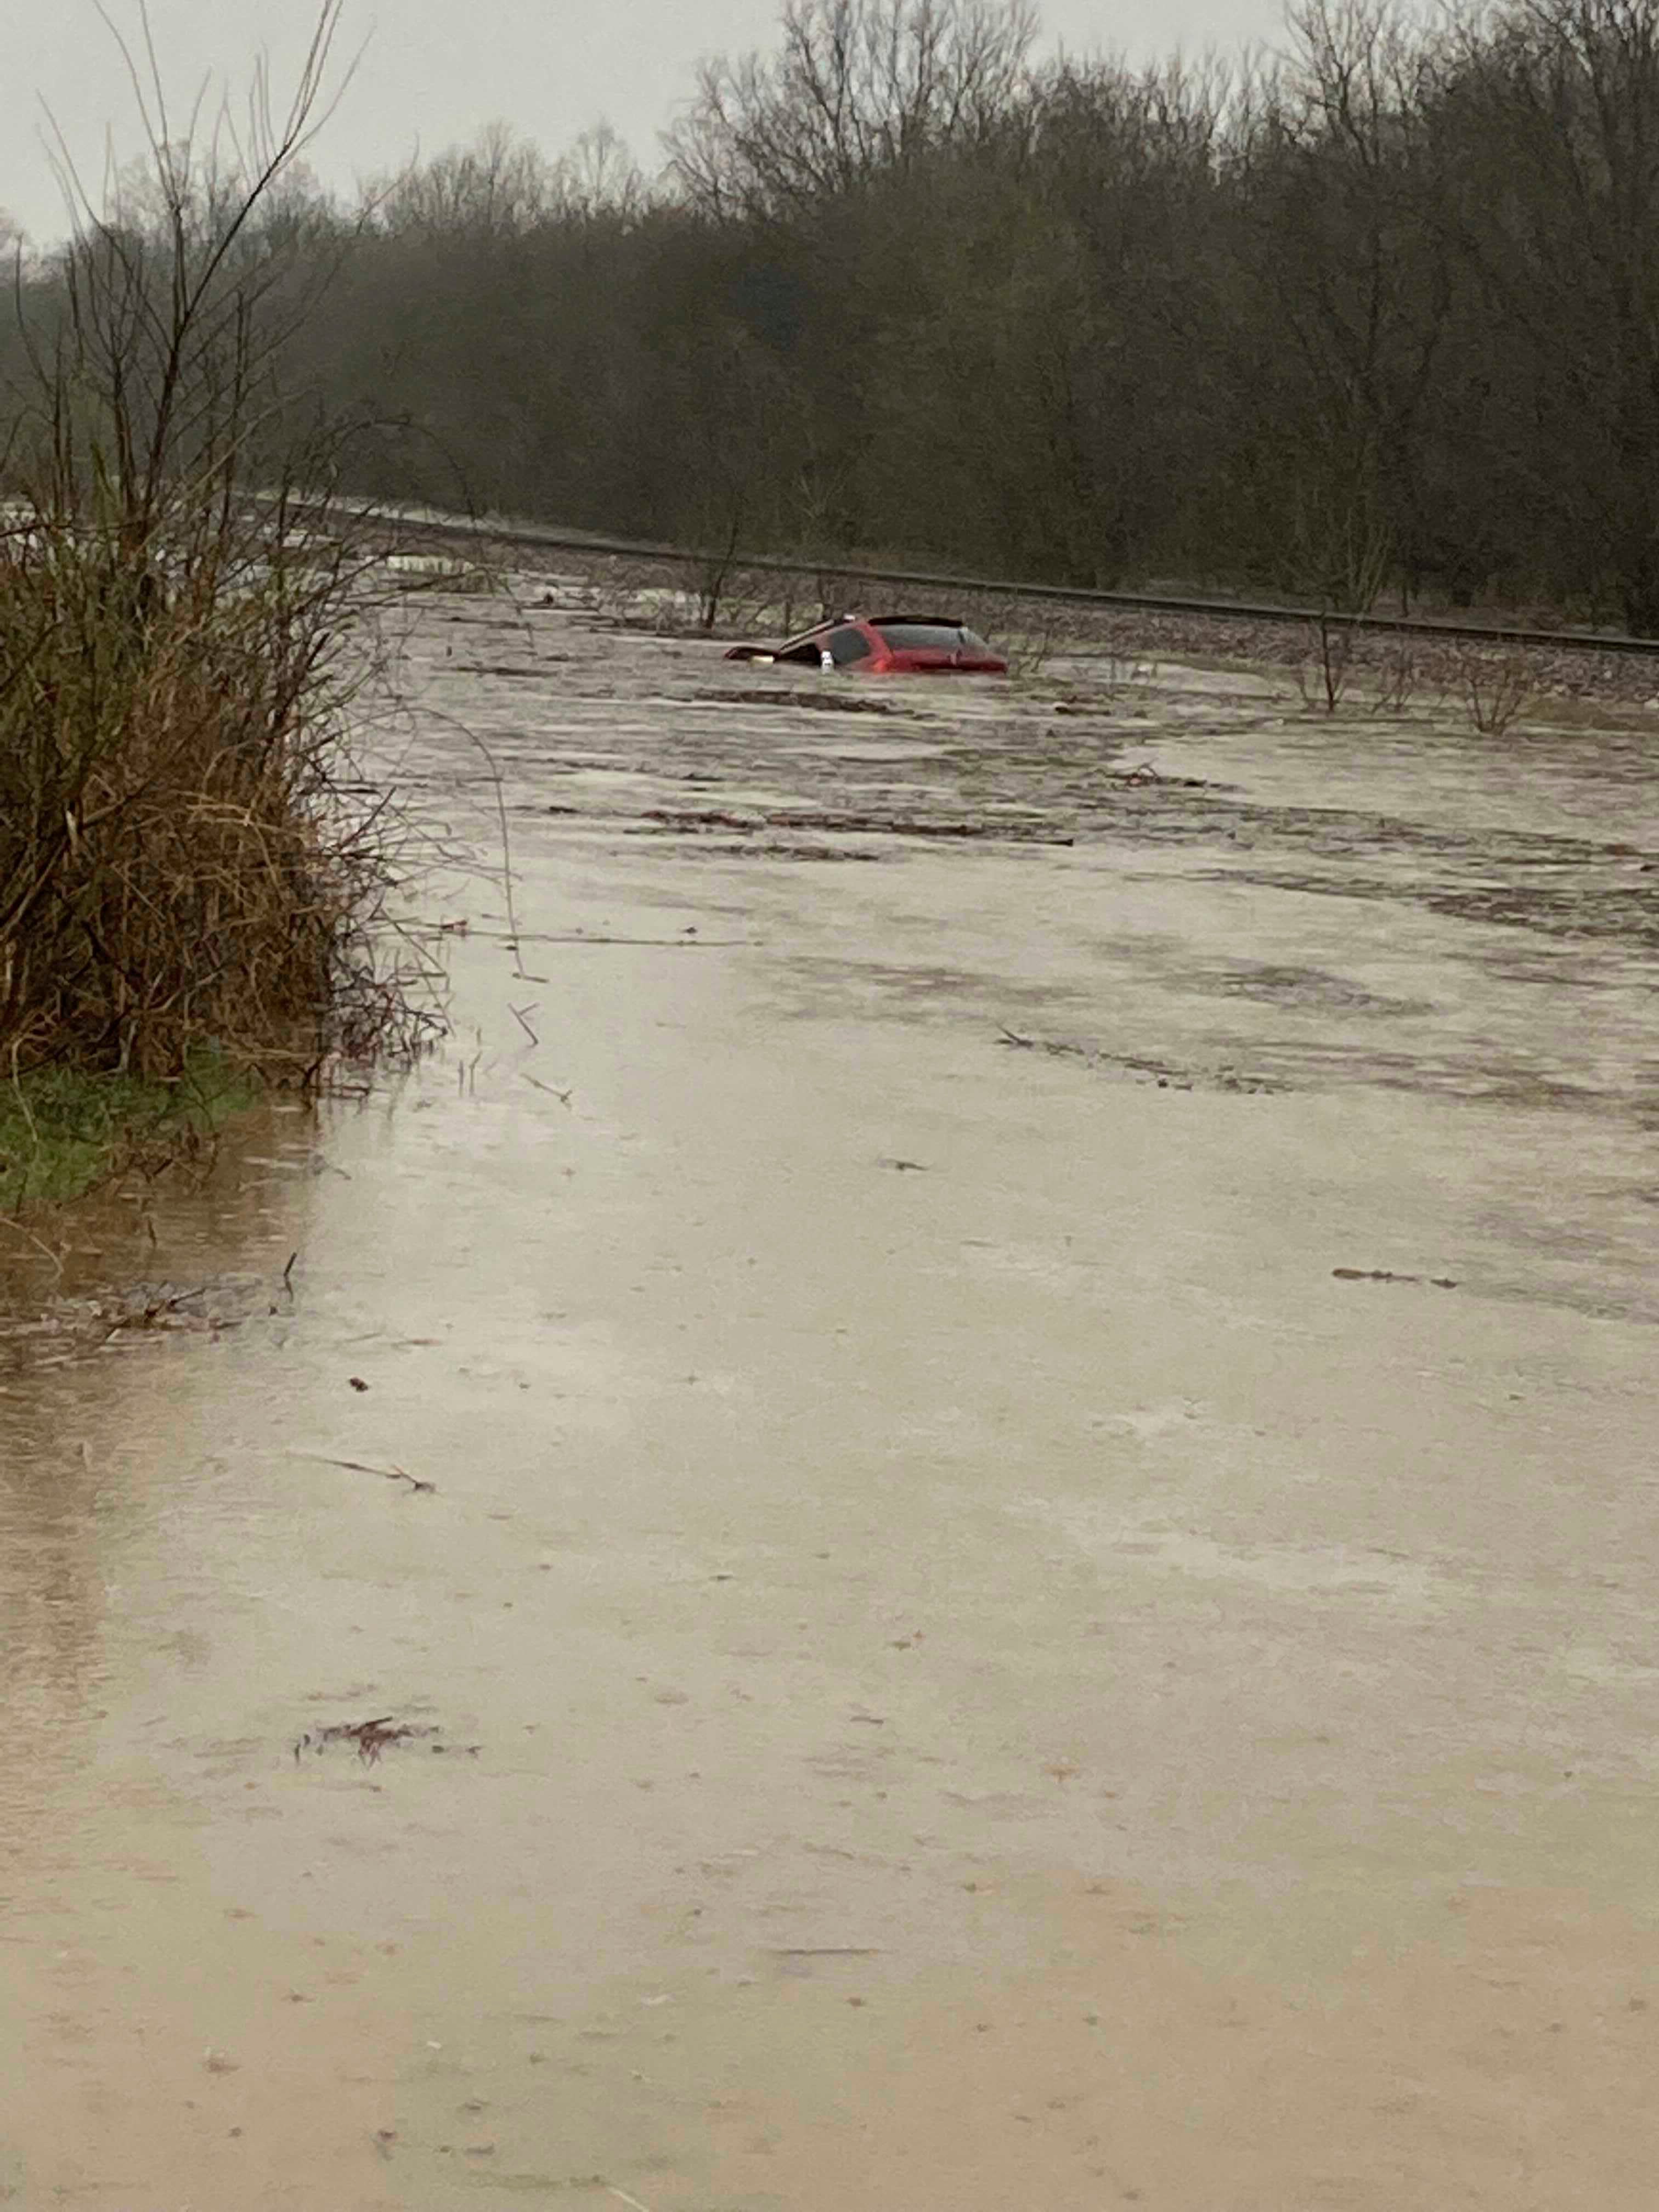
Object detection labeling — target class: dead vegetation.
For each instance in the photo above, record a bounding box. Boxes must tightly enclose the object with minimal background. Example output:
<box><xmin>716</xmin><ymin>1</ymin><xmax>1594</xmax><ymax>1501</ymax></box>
<box><xmin>0</xmin><ymin>1266</ymin><xmax>284</xmax><ymax>1348</ymax></box>
<box><xmin>1295</xmin><ymin>613</ymin><xmax>1361</xmax><ymax>714</ymax></box>
<box><xmin>1453</xmin><ymin>640</ymin><xmax>1541</xmax><ymax>734</ymax></box>
<box><xmin>1333</xmin><ymin>1266</ymin><xmax>1459</xmax><ymax>1289</ymax></box>
<box><xmin>1295</xmin><ymin>620</ymin><xmax>1538</xmax><ymax>730</ymax></box>
<box><xmin>1365</xmin><ymin>640</ymin><xmax>1422</xmax><ymax>715</ymax></box>
<box><xmin>0</xmin><ymin>3</ymin><xmax>431</xmax><ymax>1156</ymax></box>
<box><xmin>292</xmin><ymin>1715</ymin><xmax>451</xmax><ymax>1764</ymax></box>
<box><xmin>293</xmin><ymin>1449</ymin><xmax>438</xmax><ymax>1496</ymax></box>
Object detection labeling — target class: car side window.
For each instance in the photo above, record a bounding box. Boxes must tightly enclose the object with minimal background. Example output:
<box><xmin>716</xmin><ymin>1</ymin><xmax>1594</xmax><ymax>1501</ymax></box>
<box><xmin>827</xmin><ymin>625</ymin><xmax>872</xmax><ymax>666</ymax></box>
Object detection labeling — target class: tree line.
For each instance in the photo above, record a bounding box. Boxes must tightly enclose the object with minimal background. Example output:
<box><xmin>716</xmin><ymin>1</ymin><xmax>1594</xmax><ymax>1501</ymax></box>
<box><xmin>12</xmin><ymin>0</ymin><xmax>1659</xmax><ymax>629</ymax></box>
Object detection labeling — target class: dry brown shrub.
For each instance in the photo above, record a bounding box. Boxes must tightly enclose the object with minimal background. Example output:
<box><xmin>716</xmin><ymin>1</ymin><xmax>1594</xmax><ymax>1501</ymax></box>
<box><xmin>0</xmin><ymin>4</ymin><xmax>431</xmax><ymax>1091</ymax></box>
<box><xmin>1452</xmin><ymin>640</ymin><xmax>1539</xmax><ymax>735</ymax></box>
<box><xmin>1365</xmin><ymin>639</ymin><xmax>1421</xmax><ymax>715</ymax></box>
<box><xmin>1295</xmin><ymin>613</ymin><xmax>1359</xmax><ymax>713</ymax></box>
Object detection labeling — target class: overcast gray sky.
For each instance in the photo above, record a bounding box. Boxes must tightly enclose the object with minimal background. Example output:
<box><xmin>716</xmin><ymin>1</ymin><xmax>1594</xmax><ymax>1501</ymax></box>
<box><xmin>5</xmin><ymin>0</ymin><xmax>1294</xmax><ymax>242</ymax></box>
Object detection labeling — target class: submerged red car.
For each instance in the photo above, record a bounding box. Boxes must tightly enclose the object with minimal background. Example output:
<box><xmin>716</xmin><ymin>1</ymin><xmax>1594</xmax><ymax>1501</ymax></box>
<box><xmin>725</xmin><ymin>612</ymin><xmax>1008</xmax><ymax>676</ymax></box>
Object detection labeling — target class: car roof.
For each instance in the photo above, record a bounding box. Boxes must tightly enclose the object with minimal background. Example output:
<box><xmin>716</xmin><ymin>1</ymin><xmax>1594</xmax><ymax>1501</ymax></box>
<box><xmin>867</xmin><ymin>613</ymin><xmax>967</xmax><ymax>628</ymax></box>
<box><xmin>769</xmin><ymin>612</ymin><xmax>977</xmax><ymax>653</ymax></box>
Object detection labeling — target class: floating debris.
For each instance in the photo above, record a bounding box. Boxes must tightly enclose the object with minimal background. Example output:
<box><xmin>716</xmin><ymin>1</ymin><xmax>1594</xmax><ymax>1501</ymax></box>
<box><xmin>996</xmin><ymin>1029</ymin><xmax>1287</xmax><ymax>1092</ymax></box>
<box><xmin>287</xmin><ymin>1449</ymin><xmax>436</xmax><ymax>1494</ymax></box>
<box><xmin>1333</xmin><ymin>1267</ymin><xmax>1459</xmax><ymax>1289</ymax></box>
<box><xmin>293</xmin><ymin>1716</ymin><xmax>445</xmax><ymax>1765</ymax></box>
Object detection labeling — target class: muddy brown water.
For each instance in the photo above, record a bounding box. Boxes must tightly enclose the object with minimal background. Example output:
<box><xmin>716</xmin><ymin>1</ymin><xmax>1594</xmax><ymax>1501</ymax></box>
<box><xmin>3</xmin><ymin>594</ymin><xmax>1657</xmax><ymax>2209</ymax></box>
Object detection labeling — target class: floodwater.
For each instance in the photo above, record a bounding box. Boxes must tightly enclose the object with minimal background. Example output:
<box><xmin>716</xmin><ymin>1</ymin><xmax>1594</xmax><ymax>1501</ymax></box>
<box><xmin>3</xmin><ymin>590</ymin><xmax>1657</xmax><ymax>2210</ymax></box>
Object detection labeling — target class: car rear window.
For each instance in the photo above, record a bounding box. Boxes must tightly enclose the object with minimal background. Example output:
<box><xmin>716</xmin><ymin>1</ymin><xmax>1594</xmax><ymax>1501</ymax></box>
<box><xmin>873</xmin><ymin>622</ymin><xmax>993</xmax><ymax>655</ymax></box>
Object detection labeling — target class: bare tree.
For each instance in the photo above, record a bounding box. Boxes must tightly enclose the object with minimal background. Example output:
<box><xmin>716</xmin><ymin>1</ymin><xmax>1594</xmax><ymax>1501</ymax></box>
<box><xmin>550</xmin><ymin>123</ymin><xmax>649</xmax><ymax>222</ymax></box>
<box><xmin>50</xmin><ymin>0</ymin><xmax>1659</xmax><ymax>646</ymax></box>
<box><xmin>370</xmin><ymin>122</ymin><xmax>554</xmax><ymax>239</ymax></box>
<box><xmin>665</xmin><ymin>0</ymin><xmax>1038</xmax><ymax>219</ymax></box>
<box><xmin>1423</xmin><ymin>0</ymin><xmax>1659</xmax><ymax>628</ymax></box>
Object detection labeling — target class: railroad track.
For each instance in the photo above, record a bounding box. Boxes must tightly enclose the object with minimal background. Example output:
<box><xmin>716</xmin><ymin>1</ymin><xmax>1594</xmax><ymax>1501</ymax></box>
<box><xmin>323</xmin><ymin>499</ymin><xmax>1659</xmax><ymax>659</ymax></box>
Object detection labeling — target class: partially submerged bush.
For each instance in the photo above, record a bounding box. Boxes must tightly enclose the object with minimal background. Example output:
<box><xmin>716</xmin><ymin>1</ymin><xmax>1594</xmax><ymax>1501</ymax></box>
<box><xmin>0</xmin><ymin>497</ymin><xmax>411</xmax><ymax>1084</ymax></box>
<box><xmin>0</xmin><ymin>3</ymin><xmax>425</xmax><ymax>1105</ymax></box>
<box><xmin>1295</xmin><ymin>612</ymin><xmax>1358</xmax><ymax>714</ymax></box>
<box><xmin>1452</xmin><ymin>639</ymin><xmax>1538</xmax><ymax>737</ymax></box>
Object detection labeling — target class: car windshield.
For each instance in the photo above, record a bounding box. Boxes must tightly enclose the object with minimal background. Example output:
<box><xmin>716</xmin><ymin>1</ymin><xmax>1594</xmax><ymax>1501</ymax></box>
<box><xmin>873</xmin><ymin>622</ymin><xmax>993</xmax><ymax>655</ymax></box>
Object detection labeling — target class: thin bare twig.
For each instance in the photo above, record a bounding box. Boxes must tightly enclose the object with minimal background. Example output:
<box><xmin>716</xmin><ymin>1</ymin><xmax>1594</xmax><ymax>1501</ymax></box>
<box><xmin>522</xmin><ymin>1074</ymin><xmax>573</xmax><ymax>1105</ymax></box>
<box><xmin>419</xmin><ymin>704</ymin><xmax>524</xmax><ymax>971</ymax></box>
<box><xmin>288</xmin><ymin>1449</ymin><xmax>436</xmax><ymax>1494</ymax></box>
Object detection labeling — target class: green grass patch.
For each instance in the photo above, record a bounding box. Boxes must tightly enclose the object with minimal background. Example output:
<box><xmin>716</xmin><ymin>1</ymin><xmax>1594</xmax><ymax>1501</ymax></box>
<box><xmin>0</xmin><ymin>1053</ymin><xmax>263</xmax><ymax>1209</ymax></box>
